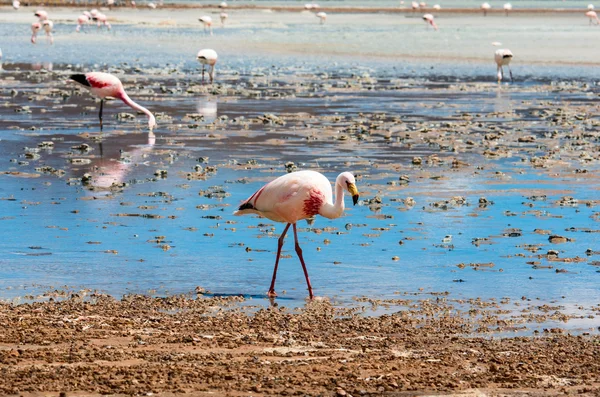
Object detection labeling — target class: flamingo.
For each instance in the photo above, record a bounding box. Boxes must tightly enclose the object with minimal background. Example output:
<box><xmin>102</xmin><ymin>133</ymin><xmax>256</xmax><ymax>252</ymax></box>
<box><xmin>234</xmin><ymin>170</ymin><xmax>360</xmax><ymax>299</ymax></box>
<box><xmin>197</xmin><ymin>49</ymin><xmax>218</xmax><ymax>83</ymax></box>
<box><xmin>494</xmin><ymin>48</ymin><xmax>513</xmax><ymax>83</ymax></box>
<box><xmin>34</xmin><ymin>10</ymin><xmax>48</xmax><ymax>21</ymax></box>
<box><xmin>76</xmin><ymin>14</ymin><xmax>90</xmax><ymax>32</ymax></box>
<box><xmin>69</xmin><ymin>72</ymin><xmax>156</xmax><ymax>131</ymax></box>
<box><xmin>588</xmin><ymin>4</ymin><xmax>594</xmax><ymax>10</ymax></box>
<box><xmin>433</xmin><ymin>4</ymin><xmax>441</xmax><ymax>10</ymax></box>
<box><xmin>219</xmin><ymin>1</ymin><xmax>227</xmax><ymax>7</ymax></box>
<box><xmin>503</xmin><ymin>3</ymin><xmax>512</xmax><ymax>15</ymax></box>
<box><xmin>94</xmin><ymin>13</ymin><xmax>111</xmax><ymax>30</ymax></box>
<box><xmin>481</xmin><ymin>2</ymin><xmax>491</xmax><ymax>16</ymax></box>
<box><xmin>199</xmin><ymin>16</ymin><xmax>213</xmax><ymax>35</ymax></box>
<box><xmin>423</xmin><ymin>13</ymin><xmax>438</xmax><ymax>30</ymax></box>
<box><xmin>31</xmin><ymin>22</ymin><xmax>41</xmax><ymax>44</ymax></box>
<box><xmin>316</xmin><ymin>11</ymin><xmax>327</xmax><ymax>24</ymax></box>
<box><xmin>12</xmin><ymin>0</ymin><xmax>19</xmax><ymax>9</ymax></box>
<box><xmin>42</xmin><ymin>20</ymin><xmax>54</xmax><ymax>44</ymax></box>
<box><xmin>83</xmin><ymin>10</ymin><xmax>92</xmax><ymax>19</ymax></box>
<box><xmin>586</xmin><ymin>10</ymin><xmax>600</xmax><ymax>24</ymax></box>
<box><xmin>148</xmin><ymin>2</ymin><xmax>157</xmax><ymax>9</ymax></box>
<box><xmin>220</xmin><ymin>11</ymin><xmax>228</xmax><ymax>26</ymax></box>
<box><xmin>411</xmin><ymin>1</ymin><xmax>419</xmax><ymax>10</ymax></box>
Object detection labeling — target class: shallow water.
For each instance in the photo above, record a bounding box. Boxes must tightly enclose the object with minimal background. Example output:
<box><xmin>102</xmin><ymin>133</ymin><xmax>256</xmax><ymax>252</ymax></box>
<box><xmin>0</xmin><ymin>7</ymin><xmax>599</xmax><ymax>334</ymax></box>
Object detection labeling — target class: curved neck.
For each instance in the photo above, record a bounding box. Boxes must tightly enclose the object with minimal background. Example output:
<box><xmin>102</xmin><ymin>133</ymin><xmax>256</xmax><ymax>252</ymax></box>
<box><xmin>116</xmin><ymin>90</ymin><xmax>156</xmax><ymax>130</ymax></box>
<box><xmin>319</xmin><ymin>182</ymin><xmax>345</xmax><ymax>219</ymax></box>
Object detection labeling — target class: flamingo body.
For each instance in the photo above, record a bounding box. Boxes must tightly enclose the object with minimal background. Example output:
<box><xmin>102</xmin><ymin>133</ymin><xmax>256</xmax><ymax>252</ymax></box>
<box><xmin>199</xmin><ymin>16</ymin><xmax>213</xmax><ymax>34</ymax></box>
<box><xmin>494</xmin><ymin>48</ymin><xmax>513</xmax><ymax>82</ymax></box>
<box><xmin>197</xmin><ymin>49</ymin><xmax>218</xmax><ymax>83</ymax></box>
<box><xmin>423</xmin><ymin>13</ymin><xmax>438</xmax><ymax>30</ymax></box>
<box><xmin>77</xmin><ymin>14</ymin><xmax>90</xmax><ymax>32</ymax></box>
<box><xmin>220</xmin><ymin>12</ymin><xmax>228</xmax><ymax>26</ymax></box>
<box><xmin>31</xmin><ymin>22</ymin><xmax>41</xmax><ymax>44</ymax></box>
<box><xmin>70</xmin><ymin>72</ymin><xmax>156</xmax><ymax>131</ymax></box>
<box><xmin>12</xmin><ymin>0</ymin><xmax>20</xmax><ymax>9</ymax></box>
<box><xmin>481</xmin><ymin>2</ymin><xmax>491</xmax><ymax>15</ymax></box>
<box><xmin>235</xmin><ymin>170</ymin><xmax>359</xmax><ymax>299</ymax></box>
<box><xmin>35</xmin><ymin>10</ymin><xmax>48</xmax><ymax>20</ymax></box>
<box><xmin>42</xmin><ymin>20</ymin><xmax>54</xmax><ymax>44</ymax></box>
<box><xmin>586</xmin><ymin>10</ymin><xmax>599</xmax><ymax>24</ymax></box>
<box><xmin>316</xmin><ymin>11</ymin><xmax>327</xmax><ymax>24</ymax></box>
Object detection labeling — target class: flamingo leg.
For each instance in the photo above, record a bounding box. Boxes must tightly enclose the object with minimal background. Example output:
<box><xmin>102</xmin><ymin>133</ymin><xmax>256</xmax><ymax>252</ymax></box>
<box><xmin>508</xmin><ymin>65</ymin><xmax>514</xmax><ymax>82</ymax></box>
<box><xmin>268</xmin><ymin>223</ymin><xmax>291</xmax><ymax>297</ymax></box>
<box><xmin>209</xmin><ymin>65</ymin><xmax>214</xmax><ymax>84</ymax></box>
<box><xmin>201</xmin><ymin>65</ymin><xmax>205</xmax><ymax>83</ymax></box>
<box><xmin>99</xmin><ymin>99</ymin><xmax>104</xmax><ymax>131</ymax></box>
<box><xmin>292</xmin><ymin>223</ymin><xmax>314</xmax><ymax>299</ymax></box>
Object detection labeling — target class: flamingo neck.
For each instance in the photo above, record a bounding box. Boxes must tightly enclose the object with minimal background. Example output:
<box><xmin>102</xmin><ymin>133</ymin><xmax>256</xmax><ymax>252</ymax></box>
<box><xmin>116</xmin><ymin>90</ymin><xmax>156</xmax><ymax>130</ymax></box>
<box><xmin>319</xmin><ymin>180</ymin><xmax>345</xmax><ymax>220</ymax></box>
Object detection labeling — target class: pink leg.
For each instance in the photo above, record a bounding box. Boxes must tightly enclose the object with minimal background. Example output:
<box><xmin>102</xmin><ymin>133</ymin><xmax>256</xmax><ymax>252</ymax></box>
<box><xmin>292</xmin><ymin>223</ymin><xmax>314</xmax><ymax>299</ymax></box>
<box><xmin>268</xmin><ymin>223</ymin><xmax>291</xmax><ymax>297</ymax></box>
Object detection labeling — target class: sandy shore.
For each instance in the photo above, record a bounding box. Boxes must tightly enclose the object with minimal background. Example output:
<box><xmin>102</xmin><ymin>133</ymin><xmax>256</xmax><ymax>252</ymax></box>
<box><xmin>1</xmin><ymin>294</ymin><xmax>599</xmax><ymax>396</ymax></box>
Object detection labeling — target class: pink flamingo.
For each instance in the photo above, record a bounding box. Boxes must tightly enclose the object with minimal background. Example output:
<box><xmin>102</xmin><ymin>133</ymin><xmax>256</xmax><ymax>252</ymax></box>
<box><xmin>197</xmin><ymin>49</ymin><xmax>218</xmax><ymax>83</ymax></box>
<box><xmin>94</xmin><ymin>13</ymin><xmax>111</xmax><ymax>30</ymax></box>
<box><xmin>76</xmin><ymin>14</ymin><xmax>90</xmax><ymax>32</ymax></box>
<box><xmin>34</xmin><ymin>10</ymin><xmax>48</xmax><ymax>20</ymax></box>
<box><xmin>31</xmin><ymin>22</ymin><xmax>41</xmax><ymax>44</ymax></box>
<box><xmin>586</xmin><ymin>10</ymin><xmax>599</xmax><ymax>24</ymax></box>
<box><xmin>503</xmin><ymin>3</ymin><xmax>512</xmax><ymax>15</ymax></box>
<box><xmin>220</xmin><ymin>11</ymin><xmax>228</xmax><ymax>26</ymax></box>
<box><xmin>12</xmin><ymin>0</ymin><xmax>19</xmax><ymax>9</ymax></box>
<box><xmin>234</xmin><ymin>170</ymin><xmax>360</xmax><ymax>299</ymax></box>
<box><xmin>42</xmin><ymin>20</ymin><xmax>54</xmax><ymax>44</ymax></box>
<box><xmin>422</xmin><ymin>13</ymin><xmax>438</xmax><ymax>30</ymax></box>
<box><xmin>316</xmin><ymin>11</ymin><xmax>327</xmax><ymax>24</ymax></box>
<box><xmin>70</xmin><ymin>72</ymin><xmax>156</xmax><ymax>131</ymax></box>
<box><xmin>495</xmin><ymin>48</ymin><xmax>514</xmax><ymax>83</ymax></box>
<box><xmin>199</xmin><ymin>16</ymin><xmax>213</xmax><ymax>35</ymax></box>
<box><xmin>481</xmin><ymin>2</ymin><xmax>491</xmax><ymax>16</ymax></box>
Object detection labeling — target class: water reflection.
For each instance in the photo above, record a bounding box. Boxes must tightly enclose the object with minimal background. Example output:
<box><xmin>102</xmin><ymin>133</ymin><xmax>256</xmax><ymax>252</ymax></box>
<box><xmin>196</xmin><ymin>97</ymin><xmax>218</xmax><ymax>123</ymax></box>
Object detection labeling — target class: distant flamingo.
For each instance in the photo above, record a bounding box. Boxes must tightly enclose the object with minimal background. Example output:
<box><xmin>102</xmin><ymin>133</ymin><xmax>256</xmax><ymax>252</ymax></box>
<box><xmin>433</xmin><ymin>4</ymin><xmax>441</xmax><ymax>10</ymax></box>
<box><xmin>83</xmin><ymin>10</ymin><xmax>92</xmax><ymax>19</ymax></box>
<box><xmin>34</xmin><ymin>10</ymin><xmax>48</xmax><ymax>21</ymax></box>
<box><xmin>504</xmin><ymin>3</ymin><xmax>512</xmax><ymax>15</ymax></box>
<box><xmin>411</xmin><ymin>1</ymin><xmax>419</xmax><ymax>10</ymax></box>
<box><xmin>481</xmin><ymin>2</ymin><xmax>491</xmax><ymax>16</ymax></box>
<box><xmin>219</xmin><ymin>1</ymin><xmax>227</xmax><ymax>7</ymax></box>
<box><xmin>588</xmin><ymin>4</ymin><xmax>595</xmax><ymax>10</ymax></box>
<box><xmin>234</xmin><ymin>170</ymin><xmax>360</xmax><ymax>299</ymax></box>
<box><xmin>199</xmin><ymin>16</ymin><xmax>213</xmax><ymax>35</ymax></box>
<box><xmin>70</xmin><ymin>72</ymin><xmax>156</xmax><ymax>131</ymax></box>
<box><xmin>586</xmin><ymin>10</ymin><xmax>600</xmax><ymax>24</ymax></box>
<box><xmin>220</xmin><ymin>11</ymin><xmax>228</xmax><ymax>26</ymax></box>
<box><xmin>12</xmin><ymin>0</ymin><xmax>19</xmax><ymax>9</ymax></box>
<box><xmin>494</xmin><ymin>48</ymin><xmax>513</xmax><ymax>83</ymax></box>
<box><xmin>148</xmin><ymin>2</ymin><xmax>157</xmax><ymax>9</ymax></box>
<box><xmin>197</xmin><ymin>49</ymin><xmax>218</xmax><ymax>83</ymax></box>
<box><xmin>93</xmin><ymin>13</ymin><xmax>111</xmax><ymax>30</ymax></box>
<box><xmin>316</xmin><ymin>11</ymin><xmax>327</xmax><ymax>24</ymax></box>
<box><xmin>42</xmin><ymin>20</ymin><xmax>54</xmax><ymax>44</ymax></box>
<box><xmin>423</xmin><ymin>13</ymin><xmax>438</xmax><ymax>30</ymax></box>
<box><xmin>76</xmin><ymin>14</ymin><xmax>90</xmax><ymax>32</ymax></box>
<box><xmin>31</xmin><ymin>22</ymin><xmax>41</xmax><ymax>44</ymax></box>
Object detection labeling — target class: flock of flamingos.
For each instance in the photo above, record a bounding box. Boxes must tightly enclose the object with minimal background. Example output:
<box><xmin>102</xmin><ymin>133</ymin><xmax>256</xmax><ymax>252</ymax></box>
<box><xmin>4</xmin><ymin>0</ymin><xmax>600</xmax><ymax>298</ymax></box>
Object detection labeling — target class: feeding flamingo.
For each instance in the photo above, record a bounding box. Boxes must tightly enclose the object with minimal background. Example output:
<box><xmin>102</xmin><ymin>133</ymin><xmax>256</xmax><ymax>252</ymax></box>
<box><xmin>494</xmin><ymin>48</ymin><xmax>513</xmax><ymax>83</ymax></box>
<box><xmin>316</xmin><ymin>11</ymin><xmax>327</xmax><ymax>24</ymax></box>
<box><xmin>42</xmin><ymin>20</ymin><xmax>54</xmax><ymax>44</ymax></box>
<box><xmin>31</xmin><ymin>22</ymin><xmax>41</xmax><ymax>44</ymax></box>
<box><xmin>70</xmin><ymin>72</ymin><xmax>156</xmax><ymax>131</ymax></box>
<box><xmin>423</xmin><ymin>13</ymin><xmax>438</xmax><ymax>30</ymax></box>
<box><xmin>432</xmin><ymin>4</ymin><xmax>441</xmax><ymax>10</ymax></box>
<box><xmin>481</xmin><ymin>2</ymin><xmax>491</xmax><ymax>16</ymax></box>
<box><xmin>93</xmin><ymin>13</ymin><xmax>111</xmax><ymax>30</ymax></box>
<box><xmin>220</xmin><ymin>11</ymin><xmax>228</xmax><ymax>26</ymax></box>
<box><xmin>76</xmin><ymin>14</ymin><xmax>90</xmax><ymax>32</ymax></box>
<box><xmin>234</xmin><ymin>170</ymin><xmax>360</xmax><ymax>299</ymax></box>
<box><xmin>199</xmin><ymin>16</ymin><xmax>213</xmax><ymax>35</ymax></box>
<box><xmin>35</xmin><ymin>10</ymin><xmax>48</xmax><ymax>21</ymax></box>
<box><xmin>504</xmin><ymin>3</ymin><xmax>512</xmax><ymax>15</ymax></box>
<box><xmin>197</xmin><ymin>49</ymin><xmax>218</xmax><ymax>83</ymax></box>
<box><xmin>586</xmin><ymin>10</ymin><xmax>599</xmax><ymax>24</ymax></box>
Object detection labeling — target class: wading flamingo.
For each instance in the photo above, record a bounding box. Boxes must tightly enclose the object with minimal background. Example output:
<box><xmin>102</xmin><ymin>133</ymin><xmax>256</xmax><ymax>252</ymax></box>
<box><xmin>220</xmin><ymin>1</ymin><xmax>227</xmax><ymax>8</ymax></box>
<box><xmin>586</xmin><ymin>10</ymin><xmax>599</xmax><ymax>24</ymax></box>
<box><xmin>316</xmin><ymin>11</ymin><xmax>327</xmax><ymax>24</ymax></box>
<box><xmin>588</xmin><ymin>4</ymin><xmax>594</xmax><ymax>10</ymax></box>
<box><xmin>12</xmin><ymin>0</ymin><xmax>19</xmax><ymax>9</ymax></box>
<box><xmin>199</xmin><ymin>16</ymin><xmax>213</xmax><ymax>35</ymax></box>
<box><xmin>433</xmin><ymin>4</ymin><xmax>441</xmax><ymax>10</ymax></box>
<box><xmin>234</xmin><ymin>170</ymin><xmax>360</xmax><ymax>299</ymax></box>
<box><xmin>481</xmin><ymin>2</ymin><xmax>491</xmax><ymax>16</ymax></box>
<box><xmin>76</xmin><ymin>14</ymin><xmax>90</xmax><ymax>32</ymax></box>
<box><xmin>31</xmin><ymin>22</ymin><xmax>41</xmax><ymax>44</ymax></box>
<box><xmin>423</xmin><ymin>13</ymin><xmax>438</xmax><ymax>30</ymax></box>
<box><xmin>70</xmin><ymin>72</ymin><xmax>156</xmax><ymax>131</ymax></box>
<box><xmin>34</xmin><ymin>10</ymin><xmax>48</xmax><ymax>20</ymax></box>
<box><xmin>197</xmin><ymin>49</ymin><xmax>218</xmax><ymax>83</ymax></box>
<box><xmin>42</xmin><ymin>20</ymin><xmax>54</xmax><ymax>44</ymax></box>
<box><xmin>503</xmin><ymin>3</ymin><xmax>512</xmax><ymax>15</ymax></box>
<box><xmin>411</xmin><ymin>1</ymin><xmax>419</xmax><ymax>10</ymax></box>
<box><xmin>494</xmin><ymin>48</ymin><xmax>513</xmax><ymax>83</ymax></box>
<box><xmin>94</xmin><ymin>13</ymin><xmax>111</xmax><ymax>30</ymax></box>
<box><xmin>220</xmin><ymin>11</ymin><xmax>228</xmax><ymax>26</ymax></box>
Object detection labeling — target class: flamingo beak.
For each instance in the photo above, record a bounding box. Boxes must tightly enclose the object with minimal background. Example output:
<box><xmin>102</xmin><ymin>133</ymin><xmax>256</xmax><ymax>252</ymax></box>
<box><xmin>347</xmin><ymin>183</ymin><xmax>359</xmax><ymax>205</ymax></box>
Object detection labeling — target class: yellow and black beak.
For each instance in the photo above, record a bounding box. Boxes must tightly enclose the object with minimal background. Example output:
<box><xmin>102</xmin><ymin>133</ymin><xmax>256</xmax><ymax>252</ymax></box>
<box><xmin>347</xmin><ymin>183</ymin><xmax>359</xmax><ymax>206</ymax></box>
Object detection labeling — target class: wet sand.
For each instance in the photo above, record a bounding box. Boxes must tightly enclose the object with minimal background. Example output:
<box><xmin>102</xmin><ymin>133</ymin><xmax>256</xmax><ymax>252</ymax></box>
<box><xmin>0</xmin><ymin>294</ymin><xmax>599</xmax><ymax>396</ymax></box>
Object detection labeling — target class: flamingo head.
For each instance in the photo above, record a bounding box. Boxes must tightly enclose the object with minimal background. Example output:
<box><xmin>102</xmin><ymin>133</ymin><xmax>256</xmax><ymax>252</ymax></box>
<box><xmin>337</xmin><ymin>172</ymin><xmax>359</xmax><ymax>205</ymax></box>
